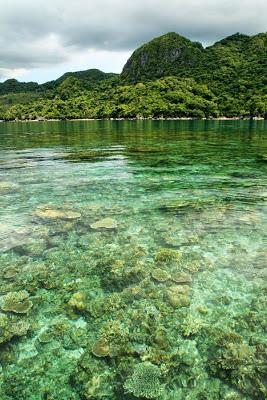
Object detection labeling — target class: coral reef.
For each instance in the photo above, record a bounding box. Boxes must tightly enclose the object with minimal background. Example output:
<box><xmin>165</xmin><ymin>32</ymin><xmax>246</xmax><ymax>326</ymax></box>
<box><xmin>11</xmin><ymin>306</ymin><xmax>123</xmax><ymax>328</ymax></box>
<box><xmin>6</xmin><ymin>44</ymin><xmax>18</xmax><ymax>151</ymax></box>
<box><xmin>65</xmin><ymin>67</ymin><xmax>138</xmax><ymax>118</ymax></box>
<box><xmin>171</xmin><ymin>271</ymin><xmax>192</xmax><ymax>284</ymax></box>
<box><xmin>0</xmin><ymin>122</ymin><xmax>266</xmax><ymax>400</ymax></box>
<box><xmin>155</xmin><ymin>248</ymin><xmax>182</xmax><ymax>263</ymax></box>
<box><xmin>124</xmin><ymin>362</ymin><xmax>164</xmax><ymax>399</ymax></box>
<box><xmin>68</xmin><ymin>292</ymin><xmax>86</xmax><ymax>312</ymax></box>
<box><xmin>151</xmin><ymin>268</ymin><xmax>170</xmax><ymax>282</ymax></box>
<box><xmin>0</xmin><ymin>313</ymin><xmax>30</xmax><ymax>344</ymax></box>
<box><xmin>0</xmin><ymin>291</ymin><xmax>33</xmax><ymax>314</ymax></box>
<box><xmin>90</xmin><ymin>217</ymin><xmax>118</xmax><ymax>229</ymax></box>
<box><xmin>92</xmin><ymin>338</ymin><xmax>111</xmax><ymax>357</ymax></box>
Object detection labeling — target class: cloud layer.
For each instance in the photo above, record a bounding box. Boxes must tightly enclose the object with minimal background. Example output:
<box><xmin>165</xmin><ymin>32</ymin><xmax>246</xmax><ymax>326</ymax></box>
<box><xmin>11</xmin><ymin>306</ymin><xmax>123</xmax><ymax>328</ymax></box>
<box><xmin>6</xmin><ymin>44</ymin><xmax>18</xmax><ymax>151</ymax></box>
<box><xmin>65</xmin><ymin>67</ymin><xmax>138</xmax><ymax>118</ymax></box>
<box><xmin>0</xmin><ymin>0</ymin><xmax>266</xmax><ymax>81</ymax></box>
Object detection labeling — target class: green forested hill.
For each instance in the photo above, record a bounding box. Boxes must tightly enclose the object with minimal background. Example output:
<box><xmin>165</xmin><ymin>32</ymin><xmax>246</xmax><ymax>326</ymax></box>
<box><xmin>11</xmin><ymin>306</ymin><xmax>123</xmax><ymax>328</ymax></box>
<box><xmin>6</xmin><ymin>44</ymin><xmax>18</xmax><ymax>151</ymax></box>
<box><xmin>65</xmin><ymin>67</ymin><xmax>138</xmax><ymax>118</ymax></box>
<box><xmin>122</xmin><ymin>32</ymin><xmax>267</xmax><ymax>89</ymax></box>
<box><xmin>0</xmin><ymin>69</ymin><xmax>118</xmax><ymax>95</ymax></box>
<box><xmin>41</xmin><ymin>69</ymin><xmax>118</xmax><ymax>91</ymax></box>
<box><xmin>0</xmin><ymin>32</ymin><xmax>266</xmax><ymax>120</ymax></box>
<box><xmin>200</xmin><ymin>33</ymin><xmax>267</xmax><ymax>115</ymax></box>
<box><xmin>121</xmin><ymin>32</ymin><xmax>267</xmax><ymax>117</ymax></box>
<box><xmin>121</xmin><ymin>32</ymin><xmax>204</xmax><ymax>82</ymax></box>
<box><xmin>2</xmin><ymin>77</ymin><xmax>219</xmax><ymax>120</ymax></box>
<box><xmin>0</xmin><ymin>79</ymin><xmax>39</xmax><ymax>95</ymax></box>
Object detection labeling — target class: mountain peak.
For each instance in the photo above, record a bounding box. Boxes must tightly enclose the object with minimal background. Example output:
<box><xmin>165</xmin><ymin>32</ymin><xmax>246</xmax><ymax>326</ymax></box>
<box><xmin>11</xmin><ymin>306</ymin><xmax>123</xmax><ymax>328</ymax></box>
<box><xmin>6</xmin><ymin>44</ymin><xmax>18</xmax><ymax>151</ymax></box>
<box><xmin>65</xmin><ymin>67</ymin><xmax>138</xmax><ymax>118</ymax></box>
<box><xmin>214</xmin><ymin>32</ymin><xmax>250</xmax><ymax>47</ymax></box>
<box><xmin>121</xmin><ymin>32</ymin><xmax>204</xmax><ymax>82</ymax></box>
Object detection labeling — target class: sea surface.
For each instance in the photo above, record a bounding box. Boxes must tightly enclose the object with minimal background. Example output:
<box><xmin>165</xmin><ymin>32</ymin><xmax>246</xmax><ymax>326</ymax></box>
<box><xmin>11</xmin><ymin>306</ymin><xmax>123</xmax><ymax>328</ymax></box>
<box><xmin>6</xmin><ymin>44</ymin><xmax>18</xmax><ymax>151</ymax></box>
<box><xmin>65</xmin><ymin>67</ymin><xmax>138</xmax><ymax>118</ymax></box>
<box><xmin>0</xmin><ymin>120</ymin><xmax>266</xmax><ymax>400</ymax></box>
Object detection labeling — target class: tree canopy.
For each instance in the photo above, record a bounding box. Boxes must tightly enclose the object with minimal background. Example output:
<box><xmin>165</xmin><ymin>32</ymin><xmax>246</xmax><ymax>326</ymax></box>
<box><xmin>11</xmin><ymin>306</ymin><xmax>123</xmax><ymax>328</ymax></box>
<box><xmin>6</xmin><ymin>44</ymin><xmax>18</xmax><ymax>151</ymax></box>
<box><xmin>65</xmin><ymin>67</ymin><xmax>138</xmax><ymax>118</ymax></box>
<box><xmin>0</xmin><ymin>32</ymin><xmax>266</xmax><ymax>120</ymax></box>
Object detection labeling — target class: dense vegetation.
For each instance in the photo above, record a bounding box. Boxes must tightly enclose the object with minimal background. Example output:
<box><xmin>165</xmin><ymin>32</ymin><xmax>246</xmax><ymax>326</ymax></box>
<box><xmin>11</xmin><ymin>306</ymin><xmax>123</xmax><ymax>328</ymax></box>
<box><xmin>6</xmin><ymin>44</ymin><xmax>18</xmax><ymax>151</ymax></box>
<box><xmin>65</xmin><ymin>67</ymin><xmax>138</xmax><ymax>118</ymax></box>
<box><xmin>0</xmin><ymin>32</ymin><xmax>266</xmax><ymax>120</ymax></box>
<box><xmin>0</xmin><ymin>79</ymin><xmax>39</xmax><ymax>95</ymax></box>
<box><xmin>0</xmin><ymin>69</ymin><xmax>118</xmax><ymax>95</ymax></box>
<box><xmin>122</xmin><ymin>32</ymin><xmax>267</xmax><ymax>118</ymax></box>
<box><xmin>1</xmin><ymin>77</ymin><xmax>219</xmax><ymax>120</ymax></box>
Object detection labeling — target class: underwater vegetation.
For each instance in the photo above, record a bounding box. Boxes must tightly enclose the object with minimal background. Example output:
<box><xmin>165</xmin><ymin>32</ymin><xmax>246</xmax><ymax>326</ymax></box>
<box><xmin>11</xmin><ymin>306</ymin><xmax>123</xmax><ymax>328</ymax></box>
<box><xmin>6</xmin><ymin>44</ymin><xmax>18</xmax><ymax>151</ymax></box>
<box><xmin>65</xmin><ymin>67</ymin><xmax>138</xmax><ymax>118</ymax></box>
<box><xmin>0</xmin><ymin>200</ymin><xmax>266</xmax><ymax>400</ymax></box>
<box><xmin>0</xmin><ymin>120</ymin><xmax>266</xmax><ymax>399</ymax></box>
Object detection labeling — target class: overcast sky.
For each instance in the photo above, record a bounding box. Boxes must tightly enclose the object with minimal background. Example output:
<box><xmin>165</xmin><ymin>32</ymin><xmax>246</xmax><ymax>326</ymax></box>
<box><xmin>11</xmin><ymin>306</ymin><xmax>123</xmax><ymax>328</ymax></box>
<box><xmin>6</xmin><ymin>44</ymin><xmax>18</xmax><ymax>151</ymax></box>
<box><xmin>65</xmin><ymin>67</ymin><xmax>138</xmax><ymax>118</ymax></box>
<box><xmin>0</xmin><ymin>0</ymin><xmax>266</xmax><ymax>83</ymax></box>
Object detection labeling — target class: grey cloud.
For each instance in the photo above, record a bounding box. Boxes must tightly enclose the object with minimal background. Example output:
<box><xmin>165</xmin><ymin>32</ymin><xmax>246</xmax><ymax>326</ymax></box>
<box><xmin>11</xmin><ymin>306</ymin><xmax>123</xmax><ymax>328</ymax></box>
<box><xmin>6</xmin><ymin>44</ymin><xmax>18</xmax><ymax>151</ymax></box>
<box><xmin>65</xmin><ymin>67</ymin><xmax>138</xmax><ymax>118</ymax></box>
<box><xmin>0</xmin><ymin>0</ymin><xmax>266</xmax><ymax>73</ymax></box>
<box><xmin>0</xmin><ymin>38</ymin><xmax>68</xmax><ymax>69</ymax></box>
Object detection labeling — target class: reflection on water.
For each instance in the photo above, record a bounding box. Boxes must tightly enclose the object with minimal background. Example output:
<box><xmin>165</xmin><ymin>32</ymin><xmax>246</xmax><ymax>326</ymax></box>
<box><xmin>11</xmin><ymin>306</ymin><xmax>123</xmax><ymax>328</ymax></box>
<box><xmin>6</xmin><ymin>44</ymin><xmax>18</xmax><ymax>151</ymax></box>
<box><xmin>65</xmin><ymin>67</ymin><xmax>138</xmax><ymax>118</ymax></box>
<box><xmin>0</xmin><ymin>120</ymin><xmax>266</xmax><ymax>400</ymax></box>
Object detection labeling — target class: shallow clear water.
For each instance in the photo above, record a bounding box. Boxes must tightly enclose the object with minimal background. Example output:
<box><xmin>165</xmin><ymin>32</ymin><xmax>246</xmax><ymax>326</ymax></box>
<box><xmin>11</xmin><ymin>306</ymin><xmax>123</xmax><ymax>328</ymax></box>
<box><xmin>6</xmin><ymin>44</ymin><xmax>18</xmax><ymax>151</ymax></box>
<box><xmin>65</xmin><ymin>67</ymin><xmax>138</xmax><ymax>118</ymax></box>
<box><xmin>0</xmin><ymin>120</ymin><xmax>266</xmax><ymax>400</ymax></box>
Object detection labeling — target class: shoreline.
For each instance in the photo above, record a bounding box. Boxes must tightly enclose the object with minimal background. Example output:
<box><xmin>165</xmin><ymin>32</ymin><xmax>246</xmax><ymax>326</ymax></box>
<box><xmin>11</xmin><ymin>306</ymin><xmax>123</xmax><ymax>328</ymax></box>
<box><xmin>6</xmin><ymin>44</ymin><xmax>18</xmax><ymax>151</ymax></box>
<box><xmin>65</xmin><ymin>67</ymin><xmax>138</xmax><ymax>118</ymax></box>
<box><xmin>0</xmin><ymin>116</ymin><xmax>266</xmax><ymax>123</ymax></box>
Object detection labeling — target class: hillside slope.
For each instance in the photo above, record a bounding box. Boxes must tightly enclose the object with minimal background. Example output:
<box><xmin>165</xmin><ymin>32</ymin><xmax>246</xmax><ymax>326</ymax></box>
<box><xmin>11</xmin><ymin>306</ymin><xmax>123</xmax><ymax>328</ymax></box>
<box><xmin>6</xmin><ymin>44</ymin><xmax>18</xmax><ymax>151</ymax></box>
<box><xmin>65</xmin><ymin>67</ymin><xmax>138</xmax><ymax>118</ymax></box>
<box><xmin>0</xmin><ymin>69</ymin><xmax>118</xmax><ymax>95</ymax></box>
<box><xmin>121</xmin><ymin>32</ymin><xmax>204</xmax><ymax>81</ymax></box>
<box><xmin>121</xmin><ymin>32</ymin><xmax>267</xmax><ymax>87</ymax></box>
<box><xmin>0</xmin><ymin>32</ymin><xmax>266</xmax><ymax>119</ymax></box>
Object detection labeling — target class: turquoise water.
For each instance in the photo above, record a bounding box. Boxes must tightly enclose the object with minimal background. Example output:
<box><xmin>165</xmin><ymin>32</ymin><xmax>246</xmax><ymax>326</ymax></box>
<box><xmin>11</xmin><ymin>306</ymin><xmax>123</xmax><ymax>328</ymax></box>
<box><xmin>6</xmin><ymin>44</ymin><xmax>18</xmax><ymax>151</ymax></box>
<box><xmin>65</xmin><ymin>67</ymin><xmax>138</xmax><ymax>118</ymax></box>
<box><xmin>0</xmin><ymin>120</ymin><xmax>266</xmax><ymax>400</ymax></box>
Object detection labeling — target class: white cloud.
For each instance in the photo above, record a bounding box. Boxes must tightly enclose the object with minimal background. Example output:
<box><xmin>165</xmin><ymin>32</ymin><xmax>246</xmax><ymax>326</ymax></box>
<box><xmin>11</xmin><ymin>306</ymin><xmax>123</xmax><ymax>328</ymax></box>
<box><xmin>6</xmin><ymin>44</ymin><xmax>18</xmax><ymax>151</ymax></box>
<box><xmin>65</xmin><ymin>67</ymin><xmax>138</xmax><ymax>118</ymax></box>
<box><xmin>0</xmin><ymin>68</ymin><xmax>27</xmax><ymax>81</ymax></box>
<box><xmin>0</xmin><ymin>0</ymin><xmax>266</xmax><ymax>82</ymax></box>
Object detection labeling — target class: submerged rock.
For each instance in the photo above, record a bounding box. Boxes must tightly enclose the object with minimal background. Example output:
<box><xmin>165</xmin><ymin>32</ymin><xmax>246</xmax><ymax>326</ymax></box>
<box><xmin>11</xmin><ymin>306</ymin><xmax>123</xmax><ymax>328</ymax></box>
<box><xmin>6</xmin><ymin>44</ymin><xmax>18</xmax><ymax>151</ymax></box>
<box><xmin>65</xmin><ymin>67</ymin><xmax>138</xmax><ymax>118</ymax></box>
<box><xmin>0</xmin><ymin>182</ymin><xmax>19</xmax><ymax>193</ymax></box>
<box><xmin>92</xmin><ymin>338</ymin><xmax>110</xmax><ymax>357</ymax></box>
<box><xmin>68</xmin><ymin>292</ymin><xmax>86</xmax><ymax>312</ymax></box>
<box><xmin>159</xmin><ymin>198</ymin><xmax>216</xmax><ymax>214</ymax></box>
<box><xmin>90</xmin><ymin>218</ymin><xmax>118</xmax><ymax>230</ymax></box>
<box><xmin>0</xmin><ymin>290</ymin><xmax>33</xmax><ymax>314</ymax></box>
<box><xmin>151</xmin><ymin>268</ymin><xmax>170</xmax><ymax>282</ymax></box>
<box><xmin>166</xmin><ymin>285</ymin><xmax>191</xmax><ymax>308</ymax></box>
<box><xmin>171</xmin><ymin>271</ymin><xmax>192</xmax><ymax>284</ymax></box>
<box><xmin>167</xmin><ymin>293</ymin><xmax>190</xmax><ymax>308</ymax></box>
<box><xmin>164</xmin><ymin>231</ymin><xmax>200</xmax><ymax>247</ymax></box>
<box><xmin>2</xmin><ymin>266</ymin><xmax>19</xmax><ymax>280</ymax></box>
<box><xmin>82</xmin><ymin>203</ymin><xmax>102</xmax><ymax>212</ymax></box>
<box><xmin>18</xmin><ymin>340</ymin><xmax>38</xmax><ymax>361</ymax></box>
<box><xmin>33</xmin><ymin>207</ymin><xmax>81</xmax><ymax>220</ymax></box>
<box><xmin>0</xmin><ymin>225</ymin><xmax>38</xmax><ymax>252</ymax></box>
<box><xmin>168</xmin><ymin>285</ymin><xmax>191</xmax><ymax>295</ymax></box>
<box><xmin>20</xmin><ymin>238</ymin><xmax>48</xmax><ymax>256</ymax></box>
<box><xmin>0</xmin><ymin>313</ymin><xmax>30</xmax><ymax>344</ymax></box>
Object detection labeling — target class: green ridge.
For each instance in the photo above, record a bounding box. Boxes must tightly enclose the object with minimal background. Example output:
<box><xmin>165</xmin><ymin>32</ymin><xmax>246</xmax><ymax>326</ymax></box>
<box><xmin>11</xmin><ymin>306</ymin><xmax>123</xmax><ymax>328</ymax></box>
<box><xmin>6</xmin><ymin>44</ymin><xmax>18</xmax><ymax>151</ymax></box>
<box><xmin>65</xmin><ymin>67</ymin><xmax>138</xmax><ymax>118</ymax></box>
<box><xmin>0</xmin><ymin>31</ymin><xmax>266</xmax><ymax>119</ymax></box>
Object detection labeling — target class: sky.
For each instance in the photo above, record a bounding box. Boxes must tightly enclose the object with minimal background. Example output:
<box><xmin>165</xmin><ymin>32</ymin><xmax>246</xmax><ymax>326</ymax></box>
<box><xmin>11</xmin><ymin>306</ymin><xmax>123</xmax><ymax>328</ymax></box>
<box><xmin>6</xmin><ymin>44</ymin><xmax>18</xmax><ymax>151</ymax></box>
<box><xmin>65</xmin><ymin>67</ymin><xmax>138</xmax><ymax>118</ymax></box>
<box><xmin>0</xmin><ymin>0</ymin><xmax>266</xmax><ymax>83</ymax></box>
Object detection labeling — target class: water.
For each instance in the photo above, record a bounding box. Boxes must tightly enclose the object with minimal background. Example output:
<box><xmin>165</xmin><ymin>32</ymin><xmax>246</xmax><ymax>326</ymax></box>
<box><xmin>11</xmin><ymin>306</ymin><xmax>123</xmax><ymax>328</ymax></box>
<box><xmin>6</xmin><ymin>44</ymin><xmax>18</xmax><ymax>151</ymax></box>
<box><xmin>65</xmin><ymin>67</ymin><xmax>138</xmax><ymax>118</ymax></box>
<box><xmin>0</xmin><ymin>120</ymin><xmax>266</xmax><ymax>400</ymax></box>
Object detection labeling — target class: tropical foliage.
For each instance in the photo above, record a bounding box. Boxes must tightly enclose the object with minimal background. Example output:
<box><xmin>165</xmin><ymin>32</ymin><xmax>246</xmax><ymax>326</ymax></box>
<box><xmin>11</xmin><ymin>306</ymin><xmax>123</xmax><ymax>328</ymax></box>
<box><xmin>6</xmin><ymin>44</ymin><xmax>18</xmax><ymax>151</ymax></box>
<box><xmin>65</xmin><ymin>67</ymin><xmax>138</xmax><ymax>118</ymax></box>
<box><xmin>0</xmin><ymin>32</ymin><xmax>266</xmax><ymax>120</ymax></box>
